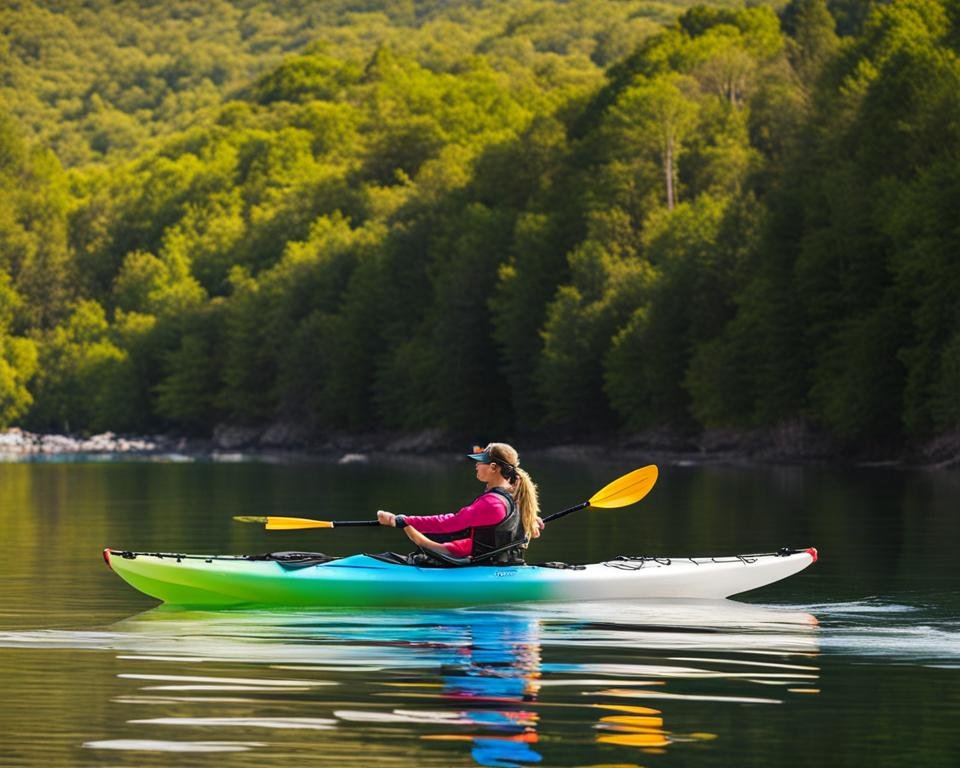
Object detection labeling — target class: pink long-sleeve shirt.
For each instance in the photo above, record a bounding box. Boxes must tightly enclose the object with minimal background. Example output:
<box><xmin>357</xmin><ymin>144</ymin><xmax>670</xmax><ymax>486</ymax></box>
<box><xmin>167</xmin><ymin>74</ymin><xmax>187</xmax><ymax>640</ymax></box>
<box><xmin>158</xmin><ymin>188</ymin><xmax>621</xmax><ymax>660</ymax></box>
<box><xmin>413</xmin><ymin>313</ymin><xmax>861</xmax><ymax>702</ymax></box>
<box><xmin>401</xmin><ymin>492</ymin><xmax>510</xmax><ymax>558</ymax></box>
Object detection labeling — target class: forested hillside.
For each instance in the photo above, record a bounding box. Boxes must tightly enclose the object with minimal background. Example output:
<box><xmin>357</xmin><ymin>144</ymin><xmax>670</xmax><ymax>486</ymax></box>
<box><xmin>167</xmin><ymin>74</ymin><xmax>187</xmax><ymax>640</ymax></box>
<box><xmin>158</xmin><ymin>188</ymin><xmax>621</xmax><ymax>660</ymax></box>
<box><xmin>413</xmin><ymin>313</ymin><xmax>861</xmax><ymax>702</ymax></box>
<box><xmin>1</xmin><ymin>0</ymin><xmax>957</xmax><ymax>457</ymax></box>
<box><xmin>3</xmin><ymin>0</ymin><xmax>738</xmax><ymax>165</ymax></box>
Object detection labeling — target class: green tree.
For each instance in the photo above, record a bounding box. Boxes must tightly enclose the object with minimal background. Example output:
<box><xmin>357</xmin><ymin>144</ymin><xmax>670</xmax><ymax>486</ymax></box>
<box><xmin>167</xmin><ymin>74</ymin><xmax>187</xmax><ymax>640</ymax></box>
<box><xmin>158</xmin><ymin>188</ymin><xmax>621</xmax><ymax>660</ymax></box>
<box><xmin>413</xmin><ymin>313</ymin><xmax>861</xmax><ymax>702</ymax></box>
<box><xmin>0</xmin><ymin>112</ymin><xmax>73</xmax><ymax>329</ymax></box>
<box><xmin>795</xmin><ymin>0</ymin><xmax>957</xmax><ymax>443</ymax></box>
<box><xmin>217</xmin><ymin>267</ymin><xmax>275</xmax><ymax>423</ymax></box>
<box><xmin>113</xmin><ymin>248</ymin><xmax>206</xmax><ymax>317</ymax></box>
<box><xmin>0</xmin><ymin>333</ymin><xmax>36</xmax><ymax>428</ymax></box>
<box><xmin>426</xmin><ymin>203</ymin><xmax>515</xmax><ymax>431</ymax></box>
<box><xmin>29</xmin><ymin>300</ymin><xmax>138</xmax><ymax>432</ymax></box>
<box><xmin>607</xmin><ymin>73</ymin><xmax>699</xmax><ymax>211</ymax></box>
<box><xmin>269</xmin><ymin>215</ymin><xmax>382</xmax><ymax>426</ymax></box>
<box><xmin>154</xmin><ymin>302</ymin><xmax>225</xmax><ymax>433</ymax></box>
<box><xmin>490</xmin><ymin>211</ymin><xmax>565</xmax><ymax>427</ymax></box>
<box><xmin>0</xmin><ymin>274</ymin><xmax>37</xmax><ymax>427</ymax></box>
<box><xmin>253</xmin><ymin>50</ymin><xmax>362</xmax><ymax>104</ymax></box>
<box><xmin>883</xmin><ymin>155</ymin><xmax>960</xmax><ymax>436</ymax></box>
<box><xmin>605</xmin><ymin>196</ymin><xmax>729</xmax><ymax>429</ymax></box>
<box><xmin>782</xmin><ymin>0</ymin><xmax>841</xmax><ymax>88</ymax></box>
<box><xmin>538</xmin><ymin>209</ymin><xmax>654</xmax><ymax>427</ymax></box>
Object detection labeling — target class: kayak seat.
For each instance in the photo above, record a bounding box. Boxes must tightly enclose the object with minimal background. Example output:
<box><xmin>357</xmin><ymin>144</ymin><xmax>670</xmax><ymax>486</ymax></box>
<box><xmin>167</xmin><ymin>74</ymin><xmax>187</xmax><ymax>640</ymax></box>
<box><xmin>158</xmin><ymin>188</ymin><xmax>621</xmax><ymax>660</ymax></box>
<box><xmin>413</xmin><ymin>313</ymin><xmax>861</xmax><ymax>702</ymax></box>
<box><xmin>417</xmin><ymin>536</ymin><xmax>530</xmax><ymax>568</ymax></box>
<box><xmin>366</xmin><ymin>537</ymin><xmax>531</xmax><ymax>568</ymax></box>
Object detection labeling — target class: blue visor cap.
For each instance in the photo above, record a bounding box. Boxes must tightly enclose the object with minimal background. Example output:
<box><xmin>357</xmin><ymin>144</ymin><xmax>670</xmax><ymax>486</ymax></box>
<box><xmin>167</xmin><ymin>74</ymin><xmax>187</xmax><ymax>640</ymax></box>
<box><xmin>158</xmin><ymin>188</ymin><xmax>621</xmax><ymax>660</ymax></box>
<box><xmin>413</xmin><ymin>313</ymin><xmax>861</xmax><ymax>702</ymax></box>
<box><xmin>468</xmin><ymin>451</ymin><xmax>492</xmax><ymax>462</ymax></box>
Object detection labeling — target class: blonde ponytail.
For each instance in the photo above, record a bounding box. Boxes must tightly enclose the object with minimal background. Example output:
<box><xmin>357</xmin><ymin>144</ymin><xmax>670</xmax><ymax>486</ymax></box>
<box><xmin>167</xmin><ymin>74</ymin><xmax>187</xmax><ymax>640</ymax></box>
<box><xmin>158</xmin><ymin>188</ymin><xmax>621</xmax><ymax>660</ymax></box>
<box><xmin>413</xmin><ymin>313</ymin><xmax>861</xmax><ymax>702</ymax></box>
<box><xmin>512</xmin><ymin>466</ymin><xmax>540</xmax><ymax>543</ymax></box>
<box><xmin>484</xmin><ymin>442</ymin><xmax>540</xmax><ymax>543</ymax></box>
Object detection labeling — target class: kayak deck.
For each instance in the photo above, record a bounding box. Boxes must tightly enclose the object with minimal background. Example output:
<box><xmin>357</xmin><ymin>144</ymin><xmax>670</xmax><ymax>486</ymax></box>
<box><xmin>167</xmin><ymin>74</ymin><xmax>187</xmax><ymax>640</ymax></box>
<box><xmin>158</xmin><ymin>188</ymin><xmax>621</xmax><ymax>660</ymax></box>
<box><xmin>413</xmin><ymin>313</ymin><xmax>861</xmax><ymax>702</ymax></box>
<box><xmin>103</xmin><ymin>547</ymin><xmax>817</xmax><ymax>608</ymax></box>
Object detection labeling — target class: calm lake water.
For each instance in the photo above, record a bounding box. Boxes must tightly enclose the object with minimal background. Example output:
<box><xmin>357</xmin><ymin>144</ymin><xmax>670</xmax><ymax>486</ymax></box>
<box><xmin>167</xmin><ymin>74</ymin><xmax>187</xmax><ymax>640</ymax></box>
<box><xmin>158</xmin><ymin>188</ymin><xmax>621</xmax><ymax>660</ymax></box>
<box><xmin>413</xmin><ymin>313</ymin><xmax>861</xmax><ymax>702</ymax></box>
<box><xmin>1</xmin><ymin>456</ymin><xmax>958</xmax><ymax>766</ymax></box>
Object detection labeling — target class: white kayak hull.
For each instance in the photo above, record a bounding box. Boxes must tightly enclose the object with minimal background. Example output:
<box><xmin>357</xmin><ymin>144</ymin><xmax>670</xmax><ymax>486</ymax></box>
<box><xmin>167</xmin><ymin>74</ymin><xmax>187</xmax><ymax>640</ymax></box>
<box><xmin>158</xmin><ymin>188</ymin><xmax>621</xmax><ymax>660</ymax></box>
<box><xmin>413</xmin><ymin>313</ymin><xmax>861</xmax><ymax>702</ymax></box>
<box><xmin>104</xmin><ymin>547</ymin><xmax>818</xmax><ymax>608</ymax></box>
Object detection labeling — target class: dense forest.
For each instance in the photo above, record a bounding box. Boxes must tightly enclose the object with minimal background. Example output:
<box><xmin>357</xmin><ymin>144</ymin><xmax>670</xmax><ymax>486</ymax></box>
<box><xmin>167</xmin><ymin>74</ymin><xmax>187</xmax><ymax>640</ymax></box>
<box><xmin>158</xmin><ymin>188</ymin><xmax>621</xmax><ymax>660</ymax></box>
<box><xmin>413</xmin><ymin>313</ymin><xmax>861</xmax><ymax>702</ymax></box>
<box><xmin>1</xmin><ymin>0</ymin><xmax>957</xmax><ymax>456</ymax></box>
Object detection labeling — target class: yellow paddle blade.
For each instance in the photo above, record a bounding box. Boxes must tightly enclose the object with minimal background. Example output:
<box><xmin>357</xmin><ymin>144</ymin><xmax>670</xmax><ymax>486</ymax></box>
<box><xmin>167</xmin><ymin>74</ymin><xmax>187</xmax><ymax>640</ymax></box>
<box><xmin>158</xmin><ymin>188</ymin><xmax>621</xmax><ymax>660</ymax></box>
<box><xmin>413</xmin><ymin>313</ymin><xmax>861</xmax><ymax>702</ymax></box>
<box><xmin>264</xmin><ymin>517</ymin><xmax>335</xmax><ymax>530</ymax></box>
<box><xmin>231</xmin><ymin>515</ymin><xmax>334</xmax><ymax>530</ymax></box>
<box><xmin>588</xmin><ymin>465</ymin><xmax>658</xmax><ymax>509</ymax></box>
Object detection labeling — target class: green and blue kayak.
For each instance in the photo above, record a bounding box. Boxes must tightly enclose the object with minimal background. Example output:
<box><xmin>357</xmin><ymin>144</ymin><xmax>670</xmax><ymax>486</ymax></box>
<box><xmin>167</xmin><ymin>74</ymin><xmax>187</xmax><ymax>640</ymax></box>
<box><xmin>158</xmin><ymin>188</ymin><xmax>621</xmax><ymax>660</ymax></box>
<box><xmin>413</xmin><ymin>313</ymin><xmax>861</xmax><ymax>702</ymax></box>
<box><xmin>103</xmin><ymin>547</ymin><xmax>818</xmax><ymax>608</ymax></box>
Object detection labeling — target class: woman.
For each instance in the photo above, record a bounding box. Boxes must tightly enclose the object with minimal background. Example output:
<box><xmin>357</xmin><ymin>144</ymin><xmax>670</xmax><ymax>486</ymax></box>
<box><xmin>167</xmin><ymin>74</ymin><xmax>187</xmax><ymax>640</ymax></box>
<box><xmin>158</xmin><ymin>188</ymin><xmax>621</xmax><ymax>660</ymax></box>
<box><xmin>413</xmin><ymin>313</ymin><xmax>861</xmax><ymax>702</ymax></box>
<box><xmin>377</xmin><ymin>443</ymin><xmax>542</xmax><ymax>564</ymax></box>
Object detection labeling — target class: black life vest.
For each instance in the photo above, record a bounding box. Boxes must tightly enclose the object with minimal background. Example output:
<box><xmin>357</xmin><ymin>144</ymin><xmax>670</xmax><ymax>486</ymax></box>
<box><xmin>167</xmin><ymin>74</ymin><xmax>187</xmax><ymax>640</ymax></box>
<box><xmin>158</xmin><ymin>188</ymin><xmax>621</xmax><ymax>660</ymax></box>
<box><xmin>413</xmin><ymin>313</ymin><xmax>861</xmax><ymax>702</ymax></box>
<box><xmin>469</xmin><ymin>487</ymin><xmax>526</xmax><ymax>565</ymax></box>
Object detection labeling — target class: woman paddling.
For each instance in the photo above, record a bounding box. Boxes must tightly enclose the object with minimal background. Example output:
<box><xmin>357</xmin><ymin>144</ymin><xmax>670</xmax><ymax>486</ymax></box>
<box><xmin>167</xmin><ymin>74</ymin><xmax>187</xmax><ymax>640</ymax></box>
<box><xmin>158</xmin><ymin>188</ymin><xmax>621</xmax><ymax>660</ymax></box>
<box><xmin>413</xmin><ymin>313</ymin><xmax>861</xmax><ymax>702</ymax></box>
<box><xmin>377</xmin><ymin>443</ymin><xmax>543</xmax><ymax>564</ymax></box>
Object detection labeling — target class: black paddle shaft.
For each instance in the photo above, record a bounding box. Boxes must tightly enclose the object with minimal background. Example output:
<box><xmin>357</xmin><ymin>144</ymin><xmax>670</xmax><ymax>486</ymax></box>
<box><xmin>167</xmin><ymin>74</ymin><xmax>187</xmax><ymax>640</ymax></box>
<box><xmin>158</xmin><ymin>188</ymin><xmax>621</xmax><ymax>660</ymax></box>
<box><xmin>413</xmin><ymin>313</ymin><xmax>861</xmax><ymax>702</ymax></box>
<box><xmin>332</xmin><ymin>520</ymin><xmax>381</xmax><ymax>527</ymax></box>
<box><xmin>543</xmin><ymin>501</ymin><xmax>590</xmax><ymax>524</ymax></box>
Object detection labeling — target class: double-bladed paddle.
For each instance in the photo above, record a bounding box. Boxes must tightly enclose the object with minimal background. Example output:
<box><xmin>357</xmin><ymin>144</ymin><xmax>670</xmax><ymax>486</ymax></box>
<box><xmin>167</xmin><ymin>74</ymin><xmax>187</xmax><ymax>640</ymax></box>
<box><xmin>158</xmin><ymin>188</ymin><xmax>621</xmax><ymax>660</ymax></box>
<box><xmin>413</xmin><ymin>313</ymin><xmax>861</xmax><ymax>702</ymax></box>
<box><xmin>231</xmin><ymin>515</ymin><xmax>378</xmax><ymax>530</ymax></box>
<box><xmin>233</xmin><ymin>464</ymin><xmax>658</xmax><ymax>531</ymax></box>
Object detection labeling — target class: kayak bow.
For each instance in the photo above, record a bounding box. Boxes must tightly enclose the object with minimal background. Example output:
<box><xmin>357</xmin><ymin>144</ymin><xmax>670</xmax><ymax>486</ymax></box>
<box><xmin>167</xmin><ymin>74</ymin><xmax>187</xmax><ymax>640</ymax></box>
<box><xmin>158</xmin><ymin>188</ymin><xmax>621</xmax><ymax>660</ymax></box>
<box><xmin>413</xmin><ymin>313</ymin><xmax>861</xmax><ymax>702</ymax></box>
<box><xmin>103</xmin><ymin>547</ymin><xmax>817</xmax><ymax>608</ymax></box>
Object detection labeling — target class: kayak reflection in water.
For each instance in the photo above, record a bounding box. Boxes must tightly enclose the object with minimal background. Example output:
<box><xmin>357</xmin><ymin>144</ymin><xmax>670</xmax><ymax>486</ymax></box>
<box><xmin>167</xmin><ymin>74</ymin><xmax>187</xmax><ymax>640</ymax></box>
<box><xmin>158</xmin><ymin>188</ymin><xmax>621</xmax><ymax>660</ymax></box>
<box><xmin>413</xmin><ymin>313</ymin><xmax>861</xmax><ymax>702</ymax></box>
<box><xmin>377</xmin><ymin>443</ymin><xmax>545</xmax><ymax>565</ymax></box>
<box><xmin>422</xmin><ymin>614</ymin><xmax>544</xmax><ymax>768</ymax></box>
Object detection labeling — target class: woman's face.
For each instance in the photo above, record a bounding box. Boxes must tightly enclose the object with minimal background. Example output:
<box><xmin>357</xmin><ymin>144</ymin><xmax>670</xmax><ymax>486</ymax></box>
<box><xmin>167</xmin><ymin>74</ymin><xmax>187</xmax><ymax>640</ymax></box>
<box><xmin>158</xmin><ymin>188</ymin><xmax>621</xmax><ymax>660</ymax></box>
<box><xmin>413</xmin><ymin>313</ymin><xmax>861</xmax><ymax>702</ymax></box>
<box><xmin>475</xmin><ymin>459</ymin><xmax>499</xmax><ymax>484</ymax></box>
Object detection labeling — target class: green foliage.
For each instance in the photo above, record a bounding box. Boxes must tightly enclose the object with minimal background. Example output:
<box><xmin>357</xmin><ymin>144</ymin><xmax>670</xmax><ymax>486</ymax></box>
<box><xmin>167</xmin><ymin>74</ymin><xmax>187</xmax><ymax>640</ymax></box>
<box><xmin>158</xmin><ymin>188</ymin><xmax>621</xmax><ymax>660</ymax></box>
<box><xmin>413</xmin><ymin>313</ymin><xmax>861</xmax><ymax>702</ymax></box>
<box><xmin>2</xmin><ymin>0</ymin><xmax>959</xmax><ymax>455</ymax></box>
<box><xmin>539</xmin><ymin>210</ymin><xmax>654</xmax><ymax>427</ymax></box>
<box><xmin>154</xmin><ymin>304</ymin><xmax>223</xmax><ymax>432</ymax></box>
<box><xmin>424</xmin><ymin>203</ymin><xmax>516</xmax><ymax>431</ymax></box>
<box><xmin>606</xmin><ymin>196</ymin><xmax>731</xmax><ymax>429</ymax></box>
<box><xmin>253</xmin><ymin>52</ymin><xmax>363</xmax><ymax>105</ymax></box>
<box><xmin>0</xmin><ymin>111</ymin><xmax>73</xmax><ymax>329</ymax></box>
<box><xmin>882</xmin><ymin>155</ymin><xmax>960</xmax><ymax>436</ymax></box>
<box><xmin>808</xmin><ymin>301</ymin><xmax>908</xmax><ymax>443</ymax></box>
<box><xmin>490</xmin><ymin>211</ymin><xmax>567</xmax><ymax>427</ymax></box>
<box><xmin>607</xmin><ymin>73</ymin><xmax>700</xmax><ymax>210</ymax></box>
<box><xmin>2</xmin><ymin>0</ymin><xmax>708</xmax><ymax>167</ymax></box>
<box><xmin>781</xmin><ymin>0</ymin><xmax>840</xmax><ymax>87</ymax></box>
<box><xmin>216</xmin><ymin>267</ymin><xmax>275</xmax><ymax>423</ymax></box>
<box><xmin>0</xmin><ymin>334</ymin><xmax>38</xmax><ymax>428</ymax></box>
<box><xmin>269</xmin><ymin>215</ymin><xmax>384</xmax><ymax>426</ymax></box>
<box><xmin>684</xmin><ymin>0</ymin><xmax>960</xmax><ymax>444</ymax></box>
<box><xmin>0</xmin><ymin>274</ymin><xmax>38</xmax><ymax>427</ymax></box>
<box><xmin>28</xmin><ymin>300</ymin><xmax>139</xmax><ymax>432</ymax></box>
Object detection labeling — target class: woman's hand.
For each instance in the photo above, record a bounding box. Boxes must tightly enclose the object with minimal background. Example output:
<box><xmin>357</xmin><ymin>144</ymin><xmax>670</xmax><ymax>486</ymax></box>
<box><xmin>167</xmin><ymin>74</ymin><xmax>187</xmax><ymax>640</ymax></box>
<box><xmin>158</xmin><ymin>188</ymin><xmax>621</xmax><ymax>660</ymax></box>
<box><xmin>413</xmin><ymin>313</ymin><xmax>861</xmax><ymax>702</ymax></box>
<box><xmin>531</xmin><ymin>515</ymin><xmax>545</xmax><ymax>538</ymax></box>
<box><xmin>377</xmin><ymin>509</ymin><xmax>396</xmax><ymax>527</ymax></box>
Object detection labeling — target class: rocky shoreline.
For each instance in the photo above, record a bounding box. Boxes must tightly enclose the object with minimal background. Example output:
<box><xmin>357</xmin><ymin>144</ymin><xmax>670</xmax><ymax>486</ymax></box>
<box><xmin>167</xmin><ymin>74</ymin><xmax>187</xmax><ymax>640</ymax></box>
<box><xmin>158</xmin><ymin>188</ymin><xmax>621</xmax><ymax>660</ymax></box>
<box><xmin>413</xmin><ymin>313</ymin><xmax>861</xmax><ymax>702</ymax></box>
<box><xmin>0</xmin><ymin>428</ymin><xmax>189</xmax><ymax>458</ymax></box>
<box><xmin>2</xmin><ymin>421</ymin><xmax>959</xmax><ymax>469</ymax></box>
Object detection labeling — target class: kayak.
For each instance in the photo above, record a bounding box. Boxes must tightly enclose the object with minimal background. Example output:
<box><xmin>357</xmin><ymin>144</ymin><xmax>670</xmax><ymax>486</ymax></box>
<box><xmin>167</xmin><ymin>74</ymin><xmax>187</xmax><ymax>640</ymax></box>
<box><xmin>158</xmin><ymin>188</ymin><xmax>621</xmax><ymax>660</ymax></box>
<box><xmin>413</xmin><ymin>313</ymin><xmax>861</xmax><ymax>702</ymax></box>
<box><xmin>103</xmin><ymin>547</ymin><xmax>818</xmax><ymax>608</ymax></box>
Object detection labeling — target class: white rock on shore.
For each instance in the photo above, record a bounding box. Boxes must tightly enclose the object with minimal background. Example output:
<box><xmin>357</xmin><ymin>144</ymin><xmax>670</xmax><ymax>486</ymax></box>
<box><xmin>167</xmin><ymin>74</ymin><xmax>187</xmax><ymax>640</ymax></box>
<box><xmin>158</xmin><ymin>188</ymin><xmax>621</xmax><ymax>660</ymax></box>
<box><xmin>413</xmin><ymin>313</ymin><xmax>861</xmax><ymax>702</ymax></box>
<box><xmin>0</xmin><ymin>428</ymin><xmax>161</xmax><ymax>455</ymax></box>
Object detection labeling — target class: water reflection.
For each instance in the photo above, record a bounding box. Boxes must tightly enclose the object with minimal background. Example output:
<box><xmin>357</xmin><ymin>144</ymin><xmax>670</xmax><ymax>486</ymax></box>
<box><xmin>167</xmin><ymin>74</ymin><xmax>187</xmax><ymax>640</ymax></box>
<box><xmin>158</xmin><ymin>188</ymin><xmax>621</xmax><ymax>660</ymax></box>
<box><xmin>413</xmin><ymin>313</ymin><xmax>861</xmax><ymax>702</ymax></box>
<box><xmin>58</xmin><ymin>600</ymin><xmax>819</xmax><ymax>765</ymax></box>
<box><xmin>349</xmin><ymin>613</ymin><xmax>546</xmax><ymax>767</ymax></box>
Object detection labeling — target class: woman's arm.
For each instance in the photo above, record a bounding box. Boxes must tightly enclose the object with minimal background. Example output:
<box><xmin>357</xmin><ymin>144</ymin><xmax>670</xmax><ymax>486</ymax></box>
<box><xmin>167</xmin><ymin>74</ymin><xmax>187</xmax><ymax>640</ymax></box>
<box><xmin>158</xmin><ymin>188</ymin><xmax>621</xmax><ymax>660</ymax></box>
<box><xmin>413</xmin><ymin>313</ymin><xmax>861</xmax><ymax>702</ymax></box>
<box><xmin>403</xmin><ymin>526</ymin><xmax>451</xmax><ymax>556</ymax></box>
<box><xmin>388</xmin><ymin>494</ymin><xmax>508</xmax><ymax>534</ymax></box>
<box><xmin>380</xmin><ymin>509</ymin><xmax>471</xmax><ymax>557</ymax></box>
<box><xmin>403</xmin><ymin>527</ymin><xmax>473</xmax><ymax>559</ymax></box>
